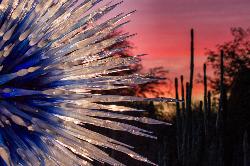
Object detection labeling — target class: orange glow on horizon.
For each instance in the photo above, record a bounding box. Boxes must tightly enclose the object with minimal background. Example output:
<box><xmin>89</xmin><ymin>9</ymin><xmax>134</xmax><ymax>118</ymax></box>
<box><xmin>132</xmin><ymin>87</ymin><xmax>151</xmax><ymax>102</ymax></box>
<box><xmin>117</xmin><ymin>0</ymin><xmax>250</xmax><ymax>99</ymax></box>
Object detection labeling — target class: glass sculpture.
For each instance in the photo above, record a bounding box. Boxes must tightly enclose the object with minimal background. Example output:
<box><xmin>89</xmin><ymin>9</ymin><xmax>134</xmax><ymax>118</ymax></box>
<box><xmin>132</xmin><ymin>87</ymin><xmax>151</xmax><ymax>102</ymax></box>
<box><xmin>0</xmin><ymin>0</ymin><xmax>175</xmax><ymax>165</ymax></box>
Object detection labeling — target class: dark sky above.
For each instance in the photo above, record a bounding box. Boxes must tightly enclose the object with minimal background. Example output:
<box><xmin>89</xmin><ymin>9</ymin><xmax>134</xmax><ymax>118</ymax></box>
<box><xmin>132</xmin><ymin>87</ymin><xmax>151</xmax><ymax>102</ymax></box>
<box><xmin>122</xmin><ymin>0</ymin><xmax>250</xmax><ymax>61</ymax></box>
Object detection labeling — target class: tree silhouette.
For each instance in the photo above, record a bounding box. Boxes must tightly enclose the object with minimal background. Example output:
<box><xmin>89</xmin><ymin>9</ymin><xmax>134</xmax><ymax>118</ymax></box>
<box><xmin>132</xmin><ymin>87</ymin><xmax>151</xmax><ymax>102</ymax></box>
<box><xmin>136</xmin><ymin>66</ymin><xmax>171</xmax><ymax>98</ymax></box>
<box><xmin>107</xmin><ymin>30</ymin><xmax>171</xmax><ymax>98</ymax></box>
<box><xmin>205</xmin><ymin>27</ymin><xmax>250</xmax><ymax>94</ymax></box>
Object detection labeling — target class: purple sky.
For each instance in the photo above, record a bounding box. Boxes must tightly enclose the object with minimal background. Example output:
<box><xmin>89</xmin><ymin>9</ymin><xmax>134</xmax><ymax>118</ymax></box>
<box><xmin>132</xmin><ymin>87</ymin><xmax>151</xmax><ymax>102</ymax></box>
<box><xmin>113</xmin><ymin>0</ymin><xmax>250</xmax><ymax>97</ymax></box>
<box><xmin>122</xmin><ymin>0</ymin><xmax>250</xmax><ymax>60</ymax></box>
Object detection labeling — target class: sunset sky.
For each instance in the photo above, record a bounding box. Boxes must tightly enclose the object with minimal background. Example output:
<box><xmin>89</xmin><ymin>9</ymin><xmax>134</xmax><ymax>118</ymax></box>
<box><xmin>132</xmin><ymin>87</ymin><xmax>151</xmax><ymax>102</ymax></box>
<box><xmin>115</xmin><ymin>0</ymin><xmax>250</xmax><ymax>98</ymax></box>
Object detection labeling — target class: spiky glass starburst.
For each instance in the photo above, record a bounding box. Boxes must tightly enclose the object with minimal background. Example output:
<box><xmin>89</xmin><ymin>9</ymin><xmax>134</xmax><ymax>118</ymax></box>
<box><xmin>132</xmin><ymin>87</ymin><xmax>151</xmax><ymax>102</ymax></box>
<box><xmin>0</xmin><ymin>0</ymin><xmax>175</xmax><ymax>165</ymax></box>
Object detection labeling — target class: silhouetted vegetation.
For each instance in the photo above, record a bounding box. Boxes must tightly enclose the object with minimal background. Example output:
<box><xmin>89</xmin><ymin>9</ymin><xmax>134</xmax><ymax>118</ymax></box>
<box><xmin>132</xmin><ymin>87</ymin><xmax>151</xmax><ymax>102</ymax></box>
<box><xmin>205</xmin><ymin>27</ymin><xmax>250</xmax><ymax>94</ymax></box>
<box><xmin>106</xmin><ymin>28</ymin><xmax>250</xmax><ymax>166</ymax></box>
<box><xmin>136</xmin><ymin>67</ymin><xmax>171</xmax><ymax>98</ymax></box>
<box><xmin>154</xmin><ymin>28</ymin><xmax>250</xmax><ymax>166</ymax></box>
